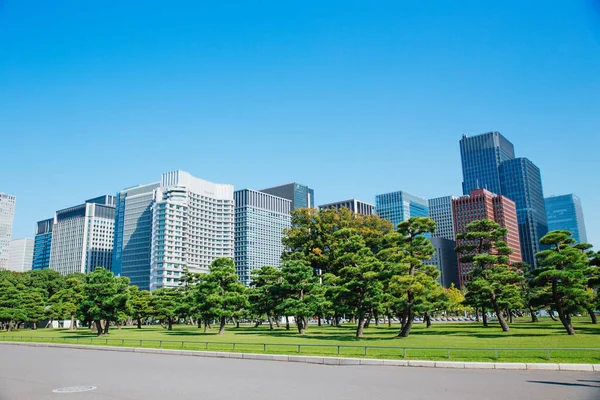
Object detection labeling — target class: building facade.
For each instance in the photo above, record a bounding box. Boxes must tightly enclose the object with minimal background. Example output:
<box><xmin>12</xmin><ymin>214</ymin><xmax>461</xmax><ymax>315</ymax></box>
<box><xmin>234</xmin><ymin>189</ymin><xmax>291</xmax><ymax>286</ymax></box>
<box><xmin>0</xmin><ymin>192</ymin><xmax>16</xmax><ymax>270</ymax></box>
<box><xmin>428</xmin><ymin>196</ymin><xmax>456</xmax><ymax>240</ymax></box>
<box><xmin>318</xmin><ymin>199</ymin><xmax>375</xmax><ymax>216</ymax></box>
<box><xmin>375</xmin><ymin>190</ymin><xmax>429</xmax><ymax>229</ymax></box>
<box><xmin>7</xmin><ymin>238</ymin><xmax>34</xmax><ymax>272</ymax></box>
<box><xmin>32</xmin><ymin>218</ymin><xmax>53</xmax><ymax>270</ymax></box>
<box><xmin>427</xmin><ymin>237</ymin><xmax>460</xmax><ymax>288</ymax></box>
<box><xmin>460</xmin><ymin>132</ymin><xmax>515</xmax><ymax>196</ymax></box>
<box><xmin>260</xmin><ymin>183</ymin><xmax>314</xmax><ymax>210</ymax></box>
<box><xmin>452</xmin><ymin>189</ymin><xmax>522</xmax><ymax>286</ymax></box>
<box><xmin>499</xmin><ymin>158</ymin><xmax>548</xmax><ymax>267</ymax></box>
<box><xmin>545</xmin><ymin>194</ymin><xmax>588</xmax><ymax>243</ymax></box>
<box><xmin>150</xmin><ymin>171</ymin><xmax>234</xmax><ymax>290</ymax></box>
<box><xmin>49</xmin><ymin>196</ymin><xmax>116</xmax><ymax>275</ymax></box>
<box><xmin>113</xmin><ymin>182</ymin><xmax>160</xmax><ymax>290</ymax></box>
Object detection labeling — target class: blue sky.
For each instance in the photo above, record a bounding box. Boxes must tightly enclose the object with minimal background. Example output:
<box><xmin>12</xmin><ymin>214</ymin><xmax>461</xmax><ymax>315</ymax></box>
<box><xmin>1</xmin><ymin>1</ymin><xmax>599</xmax><ymax>246</ymax></box>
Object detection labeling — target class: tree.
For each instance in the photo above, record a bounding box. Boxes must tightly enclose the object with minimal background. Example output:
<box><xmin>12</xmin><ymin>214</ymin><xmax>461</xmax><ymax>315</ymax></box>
<box><xmin>455</xmin><ymin>219</ymin><xmax>523</xmax><ymax>332</ymax></box>
<box><xmin>79</xmin><ymin>267</ymin><xmax>131</xmax><ymax>336</ymax></box>
<box><xmin>0</xmin><ymin>280</ymin><xmax>26</xmax><ymax>331</ymax></box>
<box><xmin>445</xmin><ymin>284</ymin><xmax>465</xmax><ymax>316</ymax></box>
<box><xmin>129</xmin><ymin>286</ymin><xmax>154</xmax><ymax>329</ymax></box>
<box><xmin>205</xmin><ymin>258</ymin><xmax>248</xmax><ymax>335</ymax></box>
<box><xmin>48</xmin><ymin>275</ymin><xmax>84</xmax><ymax>330</ymax></box>
<box><xmin>151</xmin><ymin>288</ymin><xmax>181</xmax><ymax>330</ymax></box>
<box><xmin>530</xmin><ymin>231</ymin><xmax>593</xmax><ymax>335</ymax></box>
<box><xmin>330</xmin><ymin>229</ymin><xmax>385</xmax><ymax>337</ymax></box>
<box><xmin>277</xmin><ymin>260</ymin><xmax>322</xmax><ymax>334</ymax></box>
<box><xmin>382</xmin><ymin>217</ymin><xmax>439</xmax><ymax>337</ymax></box>
<box><xmin>249</xmin><ymin>266</ymin><xmax>282</xmax><ymax>329</ymax></box>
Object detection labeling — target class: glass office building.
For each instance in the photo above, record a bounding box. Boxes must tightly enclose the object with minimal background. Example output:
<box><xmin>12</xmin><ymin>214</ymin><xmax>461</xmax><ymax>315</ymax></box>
<box><xmin>460</xmin><ymin>132</ymin><xmax>515</xmax><ymax>196</ymax></box>
<box><xmin>545</xmin><ymin>194</ymin><xmax>587</xmax><ymax>243</ymax></box>
<box><xmin>234</xmin><ymin>189</ymin><xmax>291</xmax><ymax>286</ymax></box>
<box><xmin>0</xmin><ymin>192</ymin><xmax>16</xmax><ymax>270</ymax></box>
<box><xmin>112</xmin><ymin>182</ymin><xmax>160</xmax><ymax>289</ymax></box>
<box><xmin>428</xmin><ymin>196</ymin><xmax>456</xmax><ymax>240</ymax></box>
<box><xmin>500</xmin><ymin>158</ymin><xmax>548</xmax><ymax>268</ymax></box>
<box><xmin>32</xmin><ymin>218</ymin><xmax>53</xmax><ymax>270</ymax></box>
<box><xmin>375</xmin><ymin>190</ymin><xmax>429</xmax><ymax>230</ymax></box>
<box><xmin>260</xmin><ymin>183</ymin><xmax>314</xmax><ymax>210</ymax></box>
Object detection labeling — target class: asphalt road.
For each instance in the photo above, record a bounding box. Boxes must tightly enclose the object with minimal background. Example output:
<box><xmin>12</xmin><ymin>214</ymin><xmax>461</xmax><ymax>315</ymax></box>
<box><xmin>0</xmin><ymin>344</ymin><xmax>598</xmax><ymax>400</ymax></box>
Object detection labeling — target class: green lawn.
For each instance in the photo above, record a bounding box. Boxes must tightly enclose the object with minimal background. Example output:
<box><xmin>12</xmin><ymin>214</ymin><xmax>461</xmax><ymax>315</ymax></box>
<box><xmin>2</xmin><ymin>318</ymin><xmax>599</xmax><ymax>363</ymax></box>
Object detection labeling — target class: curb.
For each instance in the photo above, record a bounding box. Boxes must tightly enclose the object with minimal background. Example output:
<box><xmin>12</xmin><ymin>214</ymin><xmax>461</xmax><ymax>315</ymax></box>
<box><xmin>1</xmin><ymin>341</ymin><xmax>597</xmax><ymax>372</ymax></box>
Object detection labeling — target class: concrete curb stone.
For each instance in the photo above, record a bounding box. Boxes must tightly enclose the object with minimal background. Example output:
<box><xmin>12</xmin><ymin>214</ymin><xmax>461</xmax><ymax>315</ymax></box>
<box><xmin>435</xmin><ymin>362</ymin><xmax>465</xmax><ymax>369</ymax></box>
<box><xmin>558</xmin><ymin>364</ymin><xmax>594</xmax><ymax>372</ymax></box>
<box><xmin>525</xmin><ymin>363</ymin><xmax>559</xmax><ymax>371</ymax></box>
<box><xmin>495</xmin><ymin>363</ymin><xmax>527</xmax><ymax>370</ymax></box>
<box><xmin>463</xmin><ymin>362</ymin><xmax>495</xmax><ymax>369</ymax></box>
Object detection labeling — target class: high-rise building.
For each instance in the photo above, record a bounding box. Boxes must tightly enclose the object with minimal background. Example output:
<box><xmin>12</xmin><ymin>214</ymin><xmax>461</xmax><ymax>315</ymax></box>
<box><xmin>452</xmin><ymin>189</ymin><xmax>522</xmax><ymax>286</ymax></box>
<box><xmin>545</xmin><ymin>194</ymin><xmax>588</xmax><ymax>243</ymax></box>
<box><xmin>234</xmin><ymin>189</ymin><xmax>291</xmax><ymax>286</ymax></box>
<box><xmin>427</xmin><ymin>237</ymin><xmax>460</xmax><ymax>288</ymax></box>
<box><xmin>318</xmin><ymin>199</ymin><xmax>375</xmax><ymax>216</ymax></box>
<box><xmin>32</xmin><ymin>218</ymin><xmax>53</xmax><ymax>270</ymax></box>
<box><xmin>428</xmin><ymin>196</ymin><xmax>457</xmax><ymax>240</ymax></box>
<box><xmin>150</xmin><ymin>171</ymin><xmax>234</xmax><ymax>291</ymax></box>
<box><xmin>375</xmin><ymin>190</ymin><xmax>429</xmax><ymax>229</ymax></box>
<box><xmin>113</xmin><ymin>182</ymin><xmax>160</xmax><ymax>290</ymax></box>
<box><xmin>499</xmin><ymin>158</ymin><xmax>548</xmax><ymax>267</ymax></box>
<box><xmin>460</xmin><ymin>132</ymin><xmax>515</xmax><ymax>196</ymax></box>
<box><xmin>49</xmin><ymin>196</ymin><xmax>116</xmax><ymax>275</ymax></box>
<box><xmin>260</xmin><ymin>183</ymin><xmax>314</xmax><ymax>210</ymax></box>
<box><xmin>7</xmin><ymin>238</ymin><xmax>34</xmax><ymax>272</ymax></box>
<box><xmin>0</xmin><ymin>192</ymin><xmax>16</xmax><ymax>270</ymax></box>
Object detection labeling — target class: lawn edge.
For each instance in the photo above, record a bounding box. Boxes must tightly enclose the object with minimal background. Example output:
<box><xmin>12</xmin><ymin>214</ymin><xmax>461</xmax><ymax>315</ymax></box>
<box><xmin>2</xmin><ymin>341</ymin><xmax>597</xmax><ymax>372</ymax></box>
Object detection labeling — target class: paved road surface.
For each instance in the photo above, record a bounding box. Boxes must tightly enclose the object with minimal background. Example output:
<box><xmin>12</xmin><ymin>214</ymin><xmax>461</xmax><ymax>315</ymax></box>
<box><xmin>0</xmin><ymin>344</ymin><xmax>598</xmax><ymax>400</ymax></box>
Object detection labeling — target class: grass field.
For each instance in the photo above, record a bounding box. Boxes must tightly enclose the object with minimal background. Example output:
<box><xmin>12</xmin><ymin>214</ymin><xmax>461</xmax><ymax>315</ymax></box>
<box><xmin>1</xmin><ymin>317</ymin><xmax>599</xmax><ymax>363</ymax></box>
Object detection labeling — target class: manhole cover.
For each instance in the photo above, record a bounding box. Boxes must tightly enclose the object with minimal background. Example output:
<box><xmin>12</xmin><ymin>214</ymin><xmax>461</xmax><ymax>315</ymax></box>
<box><xmin>52</xmin><ymin>386</ymin><xmax>97</xmax><ymax>393</ymax></box>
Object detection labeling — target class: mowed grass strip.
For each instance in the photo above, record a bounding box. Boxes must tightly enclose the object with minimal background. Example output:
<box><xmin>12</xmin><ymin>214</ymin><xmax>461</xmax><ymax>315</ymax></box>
<box><xmin>1</xmin><ymin>317</ymin><xmax>599</xmax><ymax>363</ymax></box>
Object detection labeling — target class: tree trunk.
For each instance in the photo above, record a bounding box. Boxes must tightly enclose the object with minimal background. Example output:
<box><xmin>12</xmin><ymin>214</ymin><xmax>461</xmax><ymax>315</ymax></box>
<box><xmin>285</xmin><ymin>316</ymin><xmax>290</xmax><ymax>331</ymax></box>
<box><xmin>364</xmin><ymin>316</ymin><xmax>370</xmax><ymax>329</ymax></box>
<box><xmin>424</xmin><ymin>312</ymin><xmax>431</xmax><ymax>328</ymax></box>
<box><xmin>274</xmin><ymin>317</ymin><xmax>281</xmax><ymax>328</ymax></box>
<box><xmin>482</xmin><ymin>309</ymin><xmax>488</xmax><ymax>327</ymax></box>
<box><xmin>387</xmin><ymin>314</ymin><xmax>392</xmax><ymax>328</ymax></box>
<box><xmin>507</xmin><ymin>307</ymin><xmax>513</xmax><ymax>324</ymax></box>
<box><xmin>167</xmin><ymin>318</ymin><xmax>173</xmax><ymax>331</ymax></box>
<box><xmin>373</xmin><ymin>309</ymin><xmax>379</xmax><ymax>327</ymax></box>
<box><xmin>7</xmin><ymin>320</ymin><xmax>12</xmax><ymax>332</ymax></box>
<box><xmin>547</xmin><ymin>309</ymin><xmax>558</xmax><ymax>321</ymax></box>
<box><xmin>137</xmin><ymin>318</ymin><xmax>142</xmax><ymax>329</ymax></box>
<box><xmin>475</xmin><ymin>308</ymin><xmax>480</xmax><ymax>323</ymax></box>
<box><xmin>491</xmin><ymin>297</ymin><xmax>510</xmax><ymax>332</ymax></box>
<box><xmin>218</xmin><ymin>316</ymin><xmax>226</xmax><ymax>335</ymax></box>
<box><xmin>318</xmin><ymin>317</ymin><xmax>322</xmax><ymax>327</ymax></box>
<box><xmin>552</xmin><ymin>281</ymin><xmax>575</xmax><ymax>335</ymax></box>
<box><xmin>94</xmin><ymin>320</ymin><xmax>103</xmax><ymax>337</ymax></box>
<box><xmin>398</xmin><ymin>309</ymin><xmax>413</xmax><ymax>337</ymax></box>
<box><xmin>267</xmin><ymin>315</ymin><xmax>274</xmax><ymax>330</ymax></box>
<box><xmin>297</xmin><ymin>316</ymin><xmax>305</xmax><ymax>334</ymax></box>
<box><xmin>586</xmin><ymin>307</ymin><xmax>597</xmax><ymax>324</ymax></box>
<box><xmin>528</xmin><ymin>306</ymin><xmax>538</xmax><ymax>322</ymax></box>
<box><xmin>254</xmin><ymin>319</ymin><xmax>261</xmax><ymax>328</ymax></box>
<box><xmin>103</xmin><ymin>321</ymin><xmax>110</xmax><ymax>335</ymax></box>
<box><xmin>203</xmin><ymin>319</ymin><xmax>209</xmax><ymax>333</ymax></box>
<box><xmin>356</xmin><ymin>311</ymin><xmax>366</xmax><ymax>338</ymax></box>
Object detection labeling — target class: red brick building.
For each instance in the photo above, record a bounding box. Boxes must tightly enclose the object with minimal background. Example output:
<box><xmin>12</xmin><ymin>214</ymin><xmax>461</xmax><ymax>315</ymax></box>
<box><xmin>452</xmin><ymin>189</ymin><xmax>522</xmax><ymax>287</ymax></box>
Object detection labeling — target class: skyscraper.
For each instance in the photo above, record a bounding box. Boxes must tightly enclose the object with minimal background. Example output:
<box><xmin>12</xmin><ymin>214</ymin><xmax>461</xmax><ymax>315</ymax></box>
<box><xmin>234</xmin><ymin>189</ymin><xmax>291</xmax><ymax>286</ymax></box>
<box><xmin>375</xmin><ymin>190</ymin><xmax>429</xmax><ymax>229</ymax></box>
<box><xmin>428</xmin><ymin>196</ymin><xmax>456</xmax><ymax>240</ymax></box>
<box><xmin>113</xmin><ymin>182</ymin><xmax>160</xmax><ymax>290</ymax></box>
<box><xmin>49</xmin><ymin>196</ymin><xmax>116</xmax><ymax>275</ymax></box>
<box><xmin>499</xmin><ymin>158</ymin><xmax>548</xmax><ymax>267</ymax></box>
<box><xmin>0</xmin><ymin>192</ymin><xmax>16</xmax><ymax>270</ymax></box>
<box><xmin>318</xmin><ymin>199</ymin><xmax>375</xmax><ymax>216</ymax></box>
<box><xmin>428</xmin><ymin>237</ymin><xmax>460</xmax><ymax>288</ymax></box>
<box><xmin>7</xmin><ymin>238</ymin><xmax>34</xmax><ymax>272</ymax></box>
<box><xmin>460</xmin><ymin>132</ymin><xmax>515</xmax><ymax>195</ymax></box>
<box><xmin>260</xmin><ymin>183</ymin><xmax>314</xmax><ymax>210</ymax></box>
<box><xmin>32</xmin><ymin>218</ymin><xmax>53</xmax><ymax>270</ymax></box>
<box><xmin>545</xmin><ymin>194</ymin><xmax>587</xmax><ymax>243</ymax></box>
<box><xmin>452</xmin><ymin>189</ymin><xmax>522</xmax><ymax>286</ymax></box>
<box><xmin>150</xmin><ymin>171</ymin><xmax>234</xmax><ymax>290</ymax></box>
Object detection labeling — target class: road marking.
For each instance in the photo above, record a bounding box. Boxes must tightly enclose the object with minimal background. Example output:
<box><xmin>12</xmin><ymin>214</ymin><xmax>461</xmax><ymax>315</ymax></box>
<box><xmin>52</xmin><ymin>386</ymin><xmax>97</xmax><ymax>393</ymax></box>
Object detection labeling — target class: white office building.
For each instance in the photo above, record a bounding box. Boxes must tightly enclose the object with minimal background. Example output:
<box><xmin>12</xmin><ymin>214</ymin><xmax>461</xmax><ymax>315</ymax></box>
<box><xmin>0</xmin><ymin>193</ymin><xmax>16</xmax><ymax>270</ymax></box>
<box><xmin>428</xmin><ymin>196</ymin><xmax>457</xmax><ymax>240</ymax></box>
<box><xmin>49</xmin><ymin>196</ymin><xmax>116</xmax><ymax>275</ymax></box>
<box><xmin>7</xmin><ymin>238</ymin><xmax>34</xmax><ymax>272</ymax></box>
<box><xmin>150</xmin><ymin>171</ymin><xmax>234</xmax><ymax>290</ymax></box>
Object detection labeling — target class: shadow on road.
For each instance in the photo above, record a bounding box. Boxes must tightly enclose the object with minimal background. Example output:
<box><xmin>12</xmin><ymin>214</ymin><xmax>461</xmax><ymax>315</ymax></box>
<box><xmin>528</xmin><ymin>380</ymin><xmax>600</xmax><ymax>388</ymax></box>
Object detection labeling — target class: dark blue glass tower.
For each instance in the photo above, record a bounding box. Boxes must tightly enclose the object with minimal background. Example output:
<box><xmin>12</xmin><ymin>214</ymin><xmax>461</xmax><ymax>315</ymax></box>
<box><xmin>460</xmin><ymin>132</ymin><xmax>515</xmax><ymax>195</ymax></box>
<box><xmin>499</xmin><ymin>158</ymin><xmax>548</xmax><ymax>267</ymax></box>
<box><xmin>32</xmin><ymin>218</ymin><xmax>53</xmax><ymax>270</ymax></box>
<box><xmin>260</xmin><ymin>183</ymin><xmax>314</xmax><ymax>210</ymax></box>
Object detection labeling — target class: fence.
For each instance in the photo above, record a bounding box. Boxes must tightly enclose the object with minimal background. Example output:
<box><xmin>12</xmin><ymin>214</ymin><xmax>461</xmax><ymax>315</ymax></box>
<box><xmin>1</xmin><ymin>335</ymin><xmax>598</xmax><ymax>362</ymax></box>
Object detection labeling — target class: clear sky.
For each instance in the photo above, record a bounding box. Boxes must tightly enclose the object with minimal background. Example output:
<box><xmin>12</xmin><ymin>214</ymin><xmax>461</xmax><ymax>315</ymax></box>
<box><xmin>1</xmin><ymin>1</ymin><xmax>599</xmax><ymax>246</ymax></box>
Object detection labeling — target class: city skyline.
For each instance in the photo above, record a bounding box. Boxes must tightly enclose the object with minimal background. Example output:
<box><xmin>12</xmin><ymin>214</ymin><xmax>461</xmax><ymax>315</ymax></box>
<box><xmin>2</xmin><ymin>2</ymin><xmax>599</xmax><ymax>247</ymax></box>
